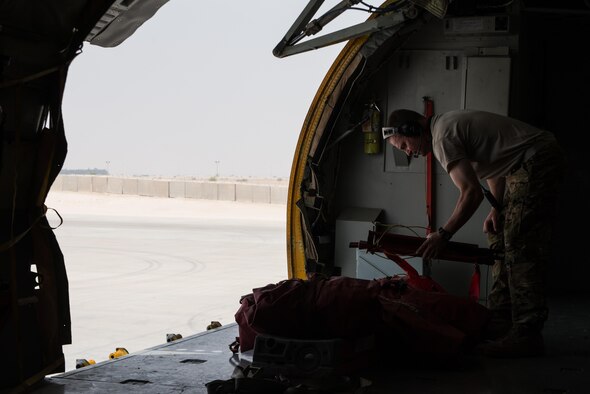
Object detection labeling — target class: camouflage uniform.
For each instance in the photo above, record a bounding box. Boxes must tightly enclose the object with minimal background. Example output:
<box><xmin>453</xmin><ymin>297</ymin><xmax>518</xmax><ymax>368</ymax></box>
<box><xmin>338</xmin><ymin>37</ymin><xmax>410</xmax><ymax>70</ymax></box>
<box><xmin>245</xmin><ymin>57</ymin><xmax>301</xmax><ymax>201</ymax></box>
<box><xmin>487</xmin><ymin>141</ymin><xmax>565</xmax><ymax>332</ymax></box>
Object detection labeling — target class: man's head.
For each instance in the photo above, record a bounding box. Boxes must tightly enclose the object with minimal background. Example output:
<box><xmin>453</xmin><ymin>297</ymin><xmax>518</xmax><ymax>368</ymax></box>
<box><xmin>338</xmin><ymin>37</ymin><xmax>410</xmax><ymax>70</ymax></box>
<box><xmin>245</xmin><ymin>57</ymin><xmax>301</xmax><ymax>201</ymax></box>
<box><xmin>382</xmin><ymin>109</ymin><xmax>428</xmax><ymax>158</ymax></box>
<box><xmin>382</xmin><ymin>109</ymin><xmax>424</xmax><ymax>138</ymax></box>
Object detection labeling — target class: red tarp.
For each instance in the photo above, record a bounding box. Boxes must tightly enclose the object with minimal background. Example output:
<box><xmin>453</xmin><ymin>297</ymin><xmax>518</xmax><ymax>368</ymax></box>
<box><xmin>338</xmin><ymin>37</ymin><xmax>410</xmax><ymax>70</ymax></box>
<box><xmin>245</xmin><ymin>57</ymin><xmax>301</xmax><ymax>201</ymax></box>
<box><xmin>235</xmin><ymin>273</ymin><xmax>490</xmax><ymax>358</ymax></box>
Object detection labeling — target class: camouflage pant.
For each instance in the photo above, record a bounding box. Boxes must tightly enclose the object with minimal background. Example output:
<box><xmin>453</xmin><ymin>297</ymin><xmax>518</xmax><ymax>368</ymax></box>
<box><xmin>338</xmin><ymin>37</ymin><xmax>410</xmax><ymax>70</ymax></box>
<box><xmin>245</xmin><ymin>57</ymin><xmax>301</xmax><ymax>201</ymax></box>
<box><xmin>487</xmin><ymin>142</ymin><xmax>564</xmax><ymax>332</ymax></box>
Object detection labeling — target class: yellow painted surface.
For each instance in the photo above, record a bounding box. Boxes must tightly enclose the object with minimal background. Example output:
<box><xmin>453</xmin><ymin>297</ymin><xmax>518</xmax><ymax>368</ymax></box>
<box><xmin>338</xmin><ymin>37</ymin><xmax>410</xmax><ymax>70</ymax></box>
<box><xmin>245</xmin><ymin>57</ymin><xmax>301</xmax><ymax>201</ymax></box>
<box><xmin>286</xmin><ymin>38</ymin><xmax>368</xmax><ymax>279</ymax></box>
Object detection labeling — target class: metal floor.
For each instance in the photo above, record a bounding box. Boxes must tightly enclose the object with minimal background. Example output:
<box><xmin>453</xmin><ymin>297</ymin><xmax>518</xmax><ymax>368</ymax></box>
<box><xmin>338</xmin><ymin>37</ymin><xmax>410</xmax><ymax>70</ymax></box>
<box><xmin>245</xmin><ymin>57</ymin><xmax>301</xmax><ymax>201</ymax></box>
<box><xmin>32</xmin><ymin>294</ymin><xmax>590</xmax><ymax>394</ymax></box>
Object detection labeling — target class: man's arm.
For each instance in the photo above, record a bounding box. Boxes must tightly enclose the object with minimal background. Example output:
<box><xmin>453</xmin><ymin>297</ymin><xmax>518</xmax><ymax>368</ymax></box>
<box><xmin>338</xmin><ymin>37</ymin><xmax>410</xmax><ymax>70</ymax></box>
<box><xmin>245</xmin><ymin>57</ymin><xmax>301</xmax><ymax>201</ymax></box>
<box><xmin>417</xmin><ymin>158</ymin><xmax>484</xmax><ymax>259</ymax></box>
<box><xmin>483</xmin><ymin>177</ymin><xmax>506</xmax><ymax>234</ymax></box>
<box><xmin>486</xmin><ymin>177</ymin><xmax>505</xmax><ymax>205</ymax></box>
<box><xmin>444</xmin><ymin>158</ymin><xmax>485</xmax><ymax>234</ymax></box>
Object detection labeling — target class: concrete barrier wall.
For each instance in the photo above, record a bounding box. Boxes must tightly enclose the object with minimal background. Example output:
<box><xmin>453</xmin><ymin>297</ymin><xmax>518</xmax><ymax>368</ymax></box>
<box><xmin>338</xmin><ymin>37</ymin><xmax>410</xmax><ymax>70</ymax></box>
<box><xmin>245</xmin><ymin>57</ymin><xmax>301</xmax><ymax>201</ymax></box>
<box><xmin>185</xmin><ymin>182</ymin><xmax>204</xmax><ymax>199</ymax></box>
<box><xmin>138</xmin><ymin>179</ymin><xmax>169</xmax><ymax>198</ymax></box>
<box><xmin>236</xmin><ymin>184</ymin><xmax>271</xmax><ymax>204</ymax></box>
<box><xmin>169</xmin><ymin>181</ymin><xmax>185</xmax><ymax>198</ymax></box>
<box><xmin>252</xmin><ymin>185</ymin><xmax>271</xmax><ymax>204</ymax></box>
<box><xmin>61</xmin><ymin>176</ymin><xmax>77</xmax><ymax>192</ymax></box>
<box><xmin>137</xmin><ymin>179</ymin><xmax>153</xmax><ymax>197</ymax></box>
<box><xmin>218</xmin><ymin>183</ymin><xmax>236</xmax><ymax>201</ymax></box>
<box><xmin>153</xmin><ymin>181</ymin><xmax>169</xmax><ymax>198</ymax></box>
<box><xmin>202</xmin><ymin>183</ymin><xmax>218</xmax><ymax>200</ymax></box>
<box><xmin>92</xmin><ymin>177</ymin><xmax>108</xmax><ymax>193</ymax></box>
<box><xmin>122</xmin><ymin>178</ymin><xmax>138</xmax><ymax>195</ymax></box>
<box><xmin>271</xmin><ymin>186</ymin><xmax>288</xmax><ymax>205</ymax></box>
<box><xmin>52</xmin><ymin>175</ymin><xmax>287</xmax><ymax>204</ymax></box>
<box><xmin>107</xmin><ymin>177</ymin><xmax>123</xmax><ymax>194</ymax></box>
<box><xmin>77</xmin><ymin>176</ymin><xmax>92</xmax><ymax>192</ymax></box>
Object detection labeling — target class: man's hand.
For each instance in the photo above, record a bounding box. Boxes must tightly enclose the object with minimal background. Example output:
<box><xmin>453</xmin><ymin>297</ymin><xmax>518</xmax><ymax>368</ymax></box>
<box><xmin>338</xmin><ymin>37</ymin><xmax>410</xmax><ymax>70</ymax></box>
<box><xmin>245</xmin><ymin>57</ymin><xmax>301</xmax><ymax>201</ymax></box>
<box><xmin>483</xmin><ymin>208</ymin><xmax>501</xmax><ymax>234</ymax></box>
<box><xmin>416</xmin><ymin>231</ymin><xmax>448</xmax><ymax>260</ymax></box>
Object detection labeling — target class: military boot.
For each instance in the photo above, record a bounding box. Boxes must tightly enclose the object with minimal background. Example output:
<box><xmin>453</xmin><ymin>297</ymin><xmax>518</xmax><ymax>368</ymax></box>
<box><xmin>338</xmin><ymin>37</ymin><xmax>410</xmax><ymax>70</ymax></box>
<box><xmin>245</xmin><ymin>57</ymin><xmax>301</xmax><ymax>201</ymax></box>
<box><xmin>476</xmin><ymin>325</ymin><xmax>545</xmax><ymax>358</ymax></box>
<box><xmin>482</xmin><ymin>310</ymin><xmax>512</xmax><ymax>341</ymax></box>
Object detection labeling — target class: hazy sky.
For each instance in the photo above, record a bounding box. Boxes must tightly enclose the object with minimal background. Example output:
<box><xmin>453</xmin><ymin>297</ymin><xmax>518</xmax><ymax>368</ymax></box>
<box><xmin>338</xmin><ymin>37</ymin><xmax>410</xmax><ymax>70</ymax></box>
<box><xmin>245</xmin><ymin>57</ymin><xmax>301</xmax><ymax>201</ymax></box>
<box><xmin>61</xmin><ymin>1</ymin><xmax>366</xmax><ymax>178</ymax></box>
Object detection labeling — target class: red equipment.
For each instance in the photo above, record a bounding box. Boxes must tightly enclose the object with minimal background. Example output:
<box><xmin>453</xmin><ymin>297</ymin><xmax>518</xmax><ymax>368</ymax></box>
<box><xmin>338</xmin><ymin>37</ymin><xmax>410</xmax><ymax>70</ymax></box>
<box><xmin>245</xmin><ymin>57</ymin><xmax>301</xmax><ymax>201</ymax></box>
<box><xmin>351</xmin><ymin>230</ymin><xmax>498</xmax><ymax>298</ymax></box>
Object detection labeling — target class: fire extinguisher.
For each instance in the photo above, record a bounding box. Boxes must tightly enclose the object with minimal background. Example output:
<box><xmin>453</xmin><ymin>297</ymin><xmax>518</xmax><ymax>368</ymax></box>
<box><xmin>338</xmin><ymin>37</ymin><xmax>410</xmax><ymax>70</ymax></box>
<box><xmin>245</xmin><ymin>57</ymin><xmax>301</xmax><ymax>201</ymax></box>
<box><xmin>362</xmin><ymin>102</ymin><xmax>381</xmax><ymax>154</ymax></box>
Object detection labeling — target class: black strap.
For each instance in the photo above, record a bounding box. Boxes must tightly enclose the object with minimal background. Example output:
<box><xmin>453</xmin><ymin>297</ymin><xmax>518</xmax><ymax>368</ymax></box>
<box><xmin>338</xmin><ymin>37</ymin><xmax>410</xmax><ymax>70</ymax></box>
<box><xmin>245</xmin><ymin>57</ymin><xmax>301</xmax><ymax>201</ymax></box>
<box><xmin>480</xmin><ymin>185</ymin><xmax>502</xmax><ymax>210</ymax></box>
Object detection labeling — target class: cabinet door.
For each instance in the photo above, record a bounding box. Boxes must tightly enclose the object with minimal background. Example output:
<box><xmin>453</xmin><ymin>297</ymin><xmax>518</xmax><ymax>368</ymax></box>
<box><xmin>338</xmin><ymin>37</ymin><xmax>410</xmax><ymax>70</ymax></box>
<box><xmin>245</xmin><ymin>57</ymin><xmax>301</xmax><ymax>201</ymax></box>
<box><xmin>462</xmin><ymin>56</ymin><xmax>511</xmax><ymax>115</ymax></box>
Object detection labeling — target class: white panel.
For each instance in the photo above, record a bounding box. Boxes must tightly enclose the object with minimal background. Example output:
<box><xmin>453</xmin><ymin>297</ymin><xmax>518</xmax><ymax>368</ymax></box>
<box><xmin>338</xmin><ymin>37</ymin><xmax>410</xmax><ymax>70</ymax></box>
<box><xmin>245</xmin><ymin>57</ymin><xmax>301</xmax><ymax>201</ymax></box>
<box><xmin>334</xmin><ymin>207</ymin><xmax>383</xmax><ymax>278</ymax></box>
<box><xmin>462</xmin><ymin>57</ymin><xmax>511</xmax><ymax>115</ymax></box>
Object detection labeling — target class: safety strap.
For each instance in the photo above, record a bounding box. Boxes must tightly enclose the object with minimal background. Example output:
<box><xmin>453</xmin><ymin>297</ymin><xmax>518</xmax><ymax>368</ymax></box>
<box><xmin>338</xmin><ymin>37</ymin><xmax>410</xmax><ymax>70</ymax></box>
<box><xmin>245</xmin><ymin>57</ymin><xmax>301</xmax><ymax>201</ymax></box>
<box><xmin>480</xmin><ymin>184</ymin><xmax>502</xmax><ymax>210</ymax></box>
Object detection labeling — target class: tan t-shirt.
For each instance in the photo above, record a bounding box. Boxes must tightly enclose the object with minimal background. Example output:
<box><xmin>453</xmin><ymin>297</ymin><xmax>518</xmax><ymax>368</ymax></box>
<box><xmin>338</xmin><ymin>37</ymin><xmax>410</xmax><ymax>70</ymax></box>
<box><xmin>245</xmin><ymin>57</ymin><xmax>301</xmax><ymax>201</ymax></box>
<box><xmin>431</xmin><ymin>109</ymin><xmax>556</xmax><ymax>179</ymax></box>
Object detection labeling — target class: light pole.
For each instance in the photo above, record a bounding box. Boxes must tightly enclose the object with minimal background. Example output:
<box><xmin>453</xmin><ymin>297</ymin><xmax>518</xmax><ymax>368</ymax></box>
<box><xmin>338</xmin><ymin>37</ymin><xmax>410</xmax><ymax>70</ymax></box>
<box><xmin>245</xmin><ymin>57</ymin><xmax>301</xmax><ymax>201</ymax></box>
<box><xmin>214</xmin><ymin>160</ymin><xmax>220</xmax><ymax>177</ymax></box>
<box><xmin>105</xmin><ymin>161</ymin><xmax>110</xmax><ymax>175</ymax></box>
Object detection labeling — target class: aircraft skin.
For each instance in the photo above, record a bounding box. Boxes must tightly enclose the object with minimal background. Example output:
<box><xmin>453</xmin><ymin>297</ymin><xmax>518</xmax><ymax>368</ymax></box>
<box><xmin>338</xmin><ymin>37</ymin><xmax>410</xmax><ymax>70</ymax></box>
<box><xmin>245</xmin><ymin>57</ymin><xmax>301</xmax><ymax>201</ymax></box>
<box><xmin>0</xmin><ymin>1</ymin><xmax>170</xmax><ymax>388</ymax></box>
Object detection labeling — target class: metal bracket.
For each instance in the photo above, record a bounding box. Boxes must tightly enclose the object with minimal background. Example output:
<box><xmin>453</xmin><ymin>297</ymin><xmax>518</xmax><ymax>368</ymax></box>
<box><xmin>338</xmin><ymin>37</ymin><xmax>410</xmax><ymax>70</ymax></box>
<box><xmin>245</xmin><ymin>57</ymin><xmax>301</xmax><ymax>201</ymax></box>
<box><xmin>273</xmin><ymin>0</ymin><xmax>409</xmax><ymax>58</ymax></box>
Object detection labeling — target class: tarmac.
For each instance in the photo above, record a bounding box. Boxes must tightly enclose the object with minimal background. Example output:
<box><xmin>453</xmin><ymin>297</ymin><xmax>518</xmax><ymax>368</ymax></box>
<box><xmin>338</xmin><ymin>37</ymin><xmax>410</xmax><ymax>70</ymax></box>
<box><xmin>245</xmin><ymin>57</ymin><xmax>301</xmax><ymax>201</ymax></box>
<box><xmin>43</xmin><ymin>190</ymin><xmax>288</xmax><ymax>372</ymax></box>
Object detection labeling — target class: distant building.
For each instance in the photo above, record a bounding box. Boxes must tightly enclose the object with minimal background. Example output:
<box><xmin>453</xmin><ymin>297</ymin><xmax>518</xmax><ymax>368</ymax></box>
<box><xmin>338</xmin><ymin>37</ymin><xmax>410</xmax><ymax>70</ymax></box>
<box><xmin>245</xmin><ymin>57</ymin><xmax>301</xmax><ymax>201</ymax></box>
<box><xmin>61</xmin><ymin>168</ymin><xmax>108</xmax><ymax>175</ymax></box>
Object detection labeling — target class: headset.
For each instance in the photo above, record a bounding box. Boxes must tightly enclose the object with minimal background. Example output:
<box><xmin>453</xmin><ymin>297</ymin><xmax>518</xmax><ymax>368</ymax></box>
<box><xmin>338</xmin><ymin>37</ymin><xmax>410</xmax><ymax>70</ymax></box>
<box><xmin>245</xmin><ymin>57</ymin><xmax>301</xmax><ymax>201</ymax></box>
<box><xmin>381</xmin><ymin>121</ymin><xmax>422</xmax><ymax>139</ymax></box>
